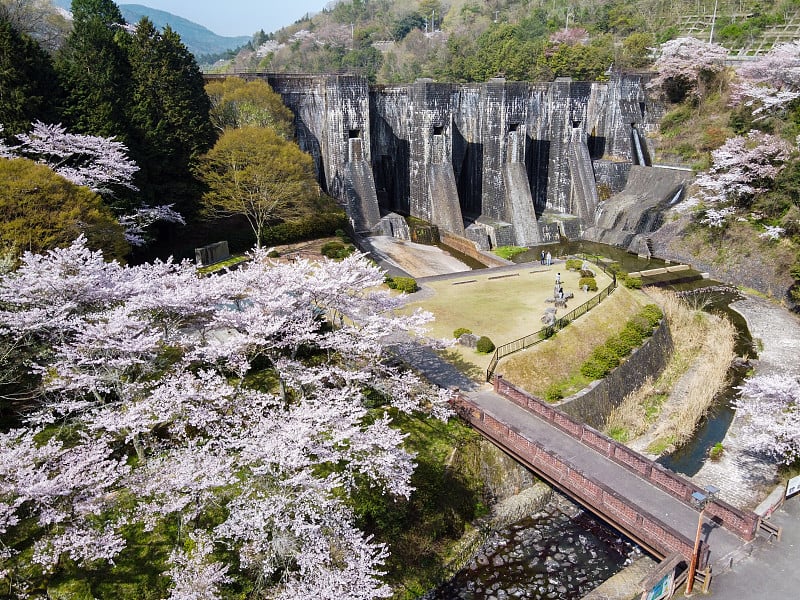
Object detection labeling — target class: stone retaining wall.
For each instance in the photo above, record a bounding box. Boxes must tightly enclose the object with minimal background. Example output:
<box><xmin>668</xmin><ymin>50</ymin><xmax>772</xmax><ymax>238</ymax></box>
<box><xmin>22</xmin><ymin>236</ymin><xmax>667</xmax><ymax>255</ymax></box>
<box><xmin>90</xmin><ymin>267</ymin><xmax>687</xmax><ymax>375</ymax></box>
<box><xmin>555</xmin><ymin>318</ymin><xmax>673</xmax><ymax>429</ymax></box>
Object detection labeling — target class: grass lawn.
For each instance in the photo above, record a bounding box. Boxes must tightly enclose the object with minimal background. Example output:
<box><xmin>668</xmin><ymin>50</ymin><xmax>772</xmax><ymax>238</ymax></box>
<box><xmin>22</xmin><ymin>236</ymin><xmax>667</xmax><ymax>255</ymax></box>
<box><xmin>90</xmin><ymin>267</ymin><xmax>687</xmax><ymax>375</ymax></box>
<box><xmin>498</xmin><ymin>285</ymin><xmax>651</xmax><ymax>397</ymax></box>
<box><xmin>401</xmin><ymin>261</ymin><xmax>613</xmax><ymax>377</ymax></box>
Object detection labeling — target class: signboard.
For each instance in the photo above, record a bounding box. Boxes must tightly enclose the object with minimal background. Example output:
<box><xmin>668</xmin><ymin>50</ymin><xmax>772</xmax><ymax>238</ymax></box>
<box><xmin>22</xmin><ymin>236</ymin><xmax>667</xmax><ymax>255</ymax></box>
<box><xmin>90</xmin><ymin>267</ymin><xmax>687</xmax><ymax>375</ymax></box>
<box><xmin>787</xmin><ymin>475</ymin><xmax>800</xmax><ymax>498</ymax></box>
<box><xmin>645</xmin><ymin>572</ymin><xmax>673</xmax><ymax>600</ymax></box>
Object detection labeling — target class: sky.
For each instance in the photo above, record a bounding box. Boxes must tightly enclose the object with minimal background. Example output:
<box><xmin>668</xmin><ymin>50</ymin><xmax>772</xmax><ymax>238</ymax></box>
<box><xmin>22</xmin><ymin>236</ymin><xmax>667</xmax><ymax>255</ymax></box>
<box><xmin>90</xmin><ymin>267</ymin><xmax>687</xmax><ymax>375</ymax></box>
<box><xmin>131</xmin><ymin>1</ymin><xmax>329</xmax><ymax>37</ymax></box>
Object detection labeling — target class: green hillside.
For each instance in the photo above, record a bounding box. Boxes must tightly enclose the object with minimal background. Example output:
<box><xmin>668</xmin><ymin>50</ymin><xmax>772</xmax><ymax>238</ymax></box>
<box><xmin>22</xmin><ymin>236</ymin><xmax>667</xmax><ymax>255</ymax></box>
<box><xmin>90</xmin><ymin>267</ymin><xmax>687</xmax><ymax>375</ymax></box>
<box><xmin>222</xmin><ymin>0</ymin><xmax>800</xmax><ymax>82</ymax></box>
<box><xmin>50</xmin><ymin>0</ymin><xmax>252</xmax><ymax>55</ymax></box>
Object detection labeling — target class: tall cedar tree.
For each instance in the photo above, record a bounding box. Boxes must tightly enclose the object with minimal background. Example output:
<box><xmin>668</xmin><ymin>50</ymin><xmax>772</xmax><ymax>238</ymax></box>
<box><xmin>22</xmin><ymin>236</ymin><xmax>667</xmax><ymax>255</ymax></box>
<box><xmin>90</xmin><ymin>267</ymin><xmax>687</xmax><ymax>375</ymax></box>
<box><xmin>0</xmin><ymin>18</ymin><xmax>62</xmax><ymax>138</ymax></box>
<box><xmin>126</xmin><ymin>18</ymin><xmax>215</xmax><ymax>215</ymax></box>
<box><xmin>55</xmin><ymin>0</ymin><xmax>131</xmax><ymax>141</ymax></box>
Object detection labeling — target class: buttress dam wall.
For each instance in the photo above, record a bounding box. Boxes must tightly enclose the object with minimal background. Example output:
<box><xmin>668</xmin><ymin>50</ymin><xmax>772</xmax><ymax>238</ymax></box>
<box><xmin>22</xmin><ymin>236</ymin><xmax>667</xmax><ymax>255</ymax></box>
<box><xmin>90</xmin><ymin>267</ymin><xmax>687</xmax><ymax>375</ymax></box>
<box><xmin>224</xmin><ymin>73</ymin><xmax>665</xmax><ymax>248</ymax></box>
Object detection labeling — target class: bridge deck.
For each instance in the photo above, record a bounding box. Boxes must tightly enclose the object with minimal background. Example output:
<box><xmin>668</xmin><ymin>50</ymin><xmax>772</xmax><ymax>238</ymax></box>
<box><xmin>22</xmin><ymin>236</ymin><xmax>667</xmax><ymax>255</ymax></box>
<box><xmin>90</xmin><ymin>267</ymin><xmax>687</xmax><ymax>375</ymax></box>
<box><xmin>465</xmin><ymin>388</ymin><xmax>746</xmax><ymax>567</ymax></box>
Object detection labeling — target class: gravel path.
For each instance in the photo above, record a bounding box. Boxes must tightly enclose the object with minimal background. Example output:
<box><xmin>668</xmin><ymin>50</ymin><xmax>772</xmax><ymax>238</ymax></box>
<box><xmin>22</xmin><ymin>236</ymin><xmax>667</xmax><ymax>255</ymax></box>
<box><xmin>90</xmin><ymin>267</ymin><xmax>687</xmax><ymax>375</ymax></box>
<box><xmin>691</xmin><ymin>295</ymin><xmax>800</xmax><ymax>509</ymax></box>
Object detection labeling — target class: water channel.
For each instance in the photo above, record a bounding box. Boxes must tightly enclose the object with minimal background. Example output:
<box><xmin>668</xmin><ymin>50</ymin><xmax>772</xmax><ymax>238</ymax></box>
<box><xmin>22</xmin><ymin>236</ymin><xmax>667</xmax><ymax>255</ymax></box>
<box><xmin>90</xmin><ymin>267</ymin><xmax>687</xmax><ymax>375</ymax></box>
<box><xmin>430</xmin><ymin>241</ymin><xmax>753</xmax><ymax>599</ymax></box>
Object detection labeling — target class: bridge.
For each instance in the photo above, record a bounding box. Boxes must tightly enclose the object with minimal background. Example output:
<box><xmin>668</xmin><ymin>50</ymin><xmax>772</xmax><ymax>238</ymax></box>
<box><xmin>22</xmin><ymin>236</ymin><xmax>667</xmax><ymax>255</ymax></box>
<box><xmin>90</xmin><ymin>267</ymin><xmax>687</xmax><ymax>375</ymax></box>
<box><xmin>449</xmin><ymin>375</ymin><xmax>763</xmax><ymax>574</ymax></box>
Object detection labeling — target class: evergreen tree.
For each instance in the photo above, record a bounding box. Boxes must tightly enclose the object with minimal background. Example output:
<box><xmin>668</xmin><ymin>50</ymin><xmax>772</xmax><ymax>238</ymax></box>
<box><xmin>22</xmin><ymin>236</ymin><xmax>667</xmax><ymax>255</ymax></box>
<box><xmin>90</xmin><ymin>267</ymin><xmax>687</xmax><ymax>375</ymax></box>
<box><xmin>55</xmin><ymin>0</ymin><xmax>131</xmax><ymax>140</ymax></box>
<box><xmin>0</xmin><ymin>18</ymin><xmax>61</xmax><ymax>138</ymax></box>
<box><xmin>126</xmin><ymin>18</ymin><xmax>215</xmax><ymax>215</ymax></box>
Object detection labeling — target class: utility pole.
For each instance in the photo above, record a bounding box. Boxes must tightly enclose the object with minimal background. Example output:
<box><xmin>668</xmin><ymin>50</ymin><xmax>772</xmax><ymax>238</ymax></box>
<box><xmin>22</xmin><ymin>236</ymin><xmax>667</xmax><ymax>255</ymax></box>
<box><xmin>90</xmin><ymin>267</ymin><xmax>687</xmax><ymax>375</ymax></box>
<box><xmin>709</xmin><ymin>0</ymin><xmax>719</xmax><ymax>44</ymax></box>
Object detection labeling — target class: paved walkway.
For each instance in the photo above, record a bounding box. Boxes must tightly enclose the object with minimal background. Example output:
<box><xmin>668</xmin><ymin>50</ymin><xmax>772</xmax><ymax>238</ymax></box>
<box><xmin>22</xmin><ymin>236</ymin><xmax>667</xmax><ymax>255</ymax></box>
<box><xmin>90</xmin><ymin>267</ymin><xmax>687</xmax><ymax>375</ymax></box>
<box><xmin>693</xmin><ymin>295</ymin><xmax>800</xmax><ymax>510</ymax></box>
<box><xmin>710</xmin><ymin>493</ymin><xmax>800</xmax><ymax>599</ymax></box>
<box><xmin>465</xmin><ymin>388</ymin><xmax>747</xmax><ymax>569</ymax></box>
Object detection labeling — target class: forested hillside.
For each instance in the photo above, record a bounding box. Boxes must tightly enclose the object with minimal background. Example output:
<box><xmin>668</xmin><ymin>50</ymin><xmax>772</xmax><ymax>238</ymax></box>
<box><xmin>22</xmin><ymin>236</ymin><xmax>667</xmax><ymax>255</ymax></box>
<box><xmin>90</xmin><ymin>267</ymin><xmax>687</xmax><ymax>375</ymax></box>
<box><xmin>223</xmin><ymin>0</ymin><xmax>800</xmax><ymax>83</ymax></box>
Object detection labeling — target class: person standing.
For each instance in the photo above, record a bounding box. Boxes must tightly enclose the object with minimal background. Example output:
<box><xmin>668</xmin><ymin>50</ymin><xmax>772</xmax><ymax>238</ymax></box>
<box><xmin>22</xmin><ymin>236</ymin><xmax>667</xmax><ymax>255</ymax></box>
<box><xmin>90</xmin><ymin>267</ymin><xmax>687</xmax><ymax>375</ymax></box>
<box><xmin>540</xmin><ymin>250</ymin><xmax>545</xmax><ymax>265</ymax></box>
<box><xmin>555</xmin><ymin>272</ymin><xmax>561</xmax><ymax>285</ymax></box>
<box><xmin>546</xmin><ymin>251</ymin><xmax>552</xmax><ymax>266</ymax></box>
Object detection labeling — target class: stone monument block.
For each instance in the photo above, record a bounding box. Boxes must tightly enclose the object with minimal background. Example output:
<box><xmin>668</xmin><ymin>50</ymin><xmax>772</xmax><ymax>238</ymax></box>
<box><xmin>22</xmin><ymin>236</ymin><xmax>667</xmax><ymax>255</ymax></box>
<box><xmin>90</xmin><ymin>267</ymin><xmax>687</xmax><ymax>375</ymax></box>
<box><xmin>195</xmin><ymin>241</ymin><xmax>230</xmax><ymax>266</ymax></box>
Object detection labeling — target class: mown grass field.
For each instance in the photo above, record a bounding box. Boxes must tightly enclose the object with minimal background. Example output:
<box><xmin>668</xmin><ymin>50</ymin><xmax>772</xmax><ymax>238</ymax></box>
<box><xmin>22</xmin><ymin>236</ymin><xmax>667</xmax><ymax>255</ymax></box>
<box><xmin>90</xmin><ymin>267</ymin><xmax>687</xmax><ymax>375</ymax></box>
<box><xmin>401</xmin><ymin>261</ymin><xmax>615</xmax><ymax>376</ymax></box>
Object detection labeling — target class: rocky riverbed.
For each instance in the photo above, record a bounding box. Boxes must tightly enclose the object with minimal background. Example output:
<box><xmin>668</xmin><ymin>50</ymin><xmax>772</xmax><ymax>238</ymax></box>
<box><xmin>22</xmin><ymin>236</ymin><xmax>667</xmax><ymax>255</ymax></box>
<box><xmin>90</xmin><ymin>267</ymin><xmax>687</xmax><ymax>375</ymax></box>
<box><xmin>429</xmin><ymin>495</ymin><xmax>643</xmax><ymax>600</ymax></box>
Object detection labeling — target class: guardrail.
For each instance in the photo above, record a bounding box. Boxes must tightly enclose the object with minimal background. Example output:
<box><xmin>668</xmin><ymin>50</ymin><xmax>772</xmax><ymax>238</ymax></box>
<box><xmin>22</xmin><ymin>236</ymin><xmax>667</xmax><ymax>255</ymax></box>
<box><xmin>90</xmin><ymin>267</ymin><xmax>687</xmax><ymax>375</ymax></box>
<box><xmin>493</xmin><ymin>376</ymin><xmax>761</xmax><ymax>542</ymax></box>
<box><xmin>450</xmin><ymin>393</ymin><xmax>703</xmax><ymax>564</ymax></box>
<box><xmin>485</xmin><ymin>261</ymin><xmax>616</xmax><ymax>382</ymax></box>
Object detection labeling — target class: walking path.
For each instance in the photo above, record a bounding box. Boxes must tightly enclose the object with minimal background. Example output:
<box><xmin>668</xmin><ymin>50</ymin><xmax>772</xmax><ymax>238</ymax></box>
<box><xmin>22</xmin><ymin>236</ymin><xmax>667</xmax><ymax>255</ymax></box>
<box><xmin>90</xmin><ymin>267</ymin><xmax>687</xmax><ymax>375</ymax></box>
<box><xmin>710</xmin><ymin>492</ymin><xmax>800</xmax><ymax>599</ymax></box>
<box><xmin>692</xmin><ymin>295</ymin><xmax>800</xmax><ymax>510</ymax></box>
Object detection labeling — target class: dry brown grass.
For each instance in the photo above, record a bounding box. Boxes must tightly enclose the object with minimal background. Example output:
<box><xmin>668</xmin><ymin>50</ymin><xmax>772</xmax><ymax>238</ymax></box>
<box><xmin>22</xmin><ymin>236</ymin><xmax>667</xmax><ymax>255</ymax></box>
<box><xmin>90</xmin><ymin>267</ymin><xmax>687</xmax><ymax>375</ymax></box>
<box><xmin>604</xmin><ymin>289</ymin><xmax>736</xmax><ymax>453</ymax></box>
<box><xmin>496</xmin><ymin>286</ymin><xmax>651</xmax><ymax>396</ymax></box>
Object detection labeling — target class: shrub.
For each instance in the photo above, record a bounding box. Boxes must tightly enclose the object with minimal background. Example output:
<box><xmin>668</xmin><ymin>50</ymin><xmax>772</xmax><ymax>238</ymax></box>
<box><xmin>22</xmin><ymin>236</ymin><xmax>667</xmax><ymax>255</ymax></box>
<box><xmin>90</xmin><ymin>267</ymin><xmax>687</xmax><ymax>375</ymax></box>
<box><xmin>618</xmin><ymin>323</ymin><xmax>645</xmax><ymax>348</ymax></box>
<box><xmin>579</xmin><ymin>268</ymin><xmax>595</xmax><ymax>278</ymax></box>
<box><xmin>607</xmin><ymin>334</ymin><xmax>636</xmax><ymax>358</ymax></box>
<box><xmin>606</xmin><ymin>262</ymin><xmax>623</xmax><ymax>275</ymax></box>
<box><xmin>385</xmin><ymin>276</ymin><xmax>418</xmax><ymax>293</ymax></box>
<box><xmin>544</xmin><ymin>383</ymin><xmax>564</xmax><ymax>403</ymax></box>
<box><xmin>320</xmin><ymin>241</ymin><xmax>355</xmax><ymax>259</ymax></box>
<box><xmin>267</xmin><ymin>249</ymin><xmax>281</xmax><ymax>258</ymax></box>
<box><xmin>623</xmin><ymin>275</ymin><xmax>643</xmax><ymax>289</ymax></box>
<box><xmin>476</xmin><ymin>336</ymin><xmax>495</xmax><ymax>354</ymax></box>
<box><xmin>565</xmin><ymin>258</ymin><xmax>583</xmax><ymax>271</ymax></box>
<box><xmin>578</xmin><ymin>276</ymin><xmax>598</xmax><ymax>291</ymax></box>
<box><xmin>539</xmin><ymin>326</ymin><xmax>555</xmax><ymax>340</ymax></box>
<box><xmin>709</xmin><ymin>442</ymin><xmax>724</xmax><ymax>460</ymax></box>
<box><xmin>639</xmin><ymin>304</ymin><xmax>663</xmax><ymax>327</ymax></box>
<box><xmin>581</xmin><ymin>346</ymin><xmax>620</xmax><ymax>379</ymax></box>
<box><xmin>261</xmin><ymin>211</ymin><xmax>349</xmax><ymax>246</ymax></box>
<box><xmin>453</xmin><ymin>327</ymin><xmax>473</xmax><ymax>339</ymax></box>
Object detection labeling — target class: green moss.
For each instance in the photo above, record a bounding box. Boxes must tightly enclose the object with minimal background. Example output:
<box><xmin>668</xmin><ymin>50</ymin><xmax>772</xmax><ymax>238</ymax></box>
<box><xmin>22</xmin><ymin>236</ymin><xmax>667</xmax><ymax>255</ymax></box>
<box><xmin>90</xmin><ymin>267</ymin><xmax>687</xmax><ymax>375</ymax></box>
<box><xmin>493</xmin><ymin>245</ymin><xmax>528</xmax><ymax>260</ymax></box>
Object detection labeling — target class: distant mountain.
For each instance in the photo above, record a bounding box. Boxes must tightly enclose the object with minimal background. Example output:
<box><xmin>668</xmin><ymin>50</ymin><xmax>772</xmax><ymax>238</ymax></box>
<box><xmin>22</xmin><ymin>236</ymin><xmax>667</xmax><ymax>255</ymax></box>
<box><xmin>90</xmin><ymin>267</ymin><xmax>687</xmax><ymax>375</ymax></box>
<box><xmin>51</xmin><ymin>1</ymin><xmax>252</xmax><ymax>56</ymax></box>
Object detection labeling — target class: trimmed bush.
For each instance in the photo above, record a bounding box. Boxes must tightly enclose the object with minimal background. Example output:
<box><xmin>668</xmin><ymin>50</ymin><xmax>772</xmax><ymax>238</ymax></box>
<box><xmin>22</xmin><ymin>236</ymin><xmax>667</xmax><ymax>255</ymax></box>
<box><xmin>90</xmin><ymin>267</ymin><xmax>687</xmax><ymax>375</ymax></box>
<box><xmin>639</xmin><ymin>304</ymin><xmax>663</xmax><ymax>327</ymax></box>
<box><xmin>453</xmin><ymin>327</ymin><xmax>473</xmax><ymax>339</ymax></box>
<box><xmin>618</xmin><ymin>323</ymin><xmax>645</xmax><ymax>348</ymax></box>
<box><xmin>581</xmin><ymin>346</ymin><xmax>620</xmax><ymax>379</ymax></box>
<box><xmin>385</xmin><ymin>276</ymin><xmax>418</xmax><ymax>293</ymax></box>
<box><xmin>579</xmin><ymin>268</ymin><xmax>595</xmax><ymax>278</ymax></box>
<box><xmin>606</xmin><ymin>262</ymin><xmax>623</xmax><ymax>275</ymax></box>
<box><xmin>476</xmin><ymin>336</ymin><xmax>495</xmax><ymax>354</ymax></box>
<box><xmin>565</xmin><ymin>258</ymin><xmax>583</xmax><ymax>271</ymax></box>
<box><xmin>623</xmin><ymin>275</ymin><xmax>643</xmax><ymax>289</ymax></box>
<box><xmin>267</xmin><ymin>250</ymin><xmax>281</xmax><ymax>258</ymax></box>
<box><xmin>607</xmin><ymin>333</ymin><xmax>636</xmax><ymax>358</ymax></box>
<box><xmin>320</xmin><ymin>241</ymin><xmax>355</xmax><ymax>259</ymax></box>
<box><xmin>578</xmin><ymin>276</ymin><xmax>598</xmax><ymax>291</ymax></box>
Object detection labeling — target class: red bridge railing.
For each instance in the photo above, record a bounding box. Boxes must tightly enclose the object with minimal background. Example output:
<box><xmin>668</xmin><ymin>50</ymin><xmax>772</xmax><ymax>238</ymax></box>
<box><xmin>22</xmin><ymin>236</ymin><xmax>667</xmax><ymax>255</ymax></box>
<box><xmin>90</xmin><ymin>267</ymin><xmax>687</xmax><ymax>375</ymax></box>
<box><xmin>450</xmin><ymin>393</ymin><xmax>702</xmax><ymax>564</ymax></box>
<box><xmin>492</xmin><ymin>376</ymin><xmax>760</xmax><ymax>541</ymax></box>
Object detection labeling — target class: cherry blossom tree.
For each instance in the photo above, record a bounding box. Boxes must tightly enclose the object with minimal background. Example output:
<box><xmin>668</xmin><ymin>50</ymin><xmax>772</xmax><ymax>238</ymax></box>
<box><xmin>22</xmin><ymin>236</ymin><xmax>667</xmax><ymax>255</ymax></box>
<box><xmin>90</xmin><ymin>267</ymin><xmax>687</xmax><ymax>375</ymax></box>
<box><xmin>0</xmin><ymin>238</ymin><xmax>450</xmax><ymax>598</ymax></box>
<box><xmin>735</xmin><ymin>374</ymin><xmax>800</xmax><ymax>463</ymax></box>
<box><xmin>647</xmin><ymin>37</ymin><xmax>728</xmax><ymax>103</ymax></box>
<box><xmin>0</xmin><ymin>120</ymin><xmax>139</xmax><ymax>197</ymax></box>
<box><xmin>0</xmin><ymin>121</ymin><xmax>186</xmax><ymax>246</ymax></box>
<box><xmin>689</xmin><ymin>130</ymin><xmax>794</xmax><ymax>226</ymax></box>
<box><xmin>731</xmin><ymin>42</ymin><xmax>800</xmax><ymax>117</ymax></box>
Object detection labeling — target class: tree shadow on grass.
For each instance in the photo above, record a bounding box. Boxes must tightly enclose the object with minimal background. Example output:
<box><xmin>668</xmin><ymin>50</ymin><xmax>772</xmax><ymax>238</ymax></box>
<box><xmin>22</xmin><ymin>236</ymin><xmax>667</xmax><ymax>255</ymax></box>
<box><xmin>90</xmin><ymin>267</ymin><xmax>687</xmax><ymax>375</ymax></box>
<box><xmin>436</xmin><ymin>348</ymin><xmax>484</xmax><ymax>389</ymax></box>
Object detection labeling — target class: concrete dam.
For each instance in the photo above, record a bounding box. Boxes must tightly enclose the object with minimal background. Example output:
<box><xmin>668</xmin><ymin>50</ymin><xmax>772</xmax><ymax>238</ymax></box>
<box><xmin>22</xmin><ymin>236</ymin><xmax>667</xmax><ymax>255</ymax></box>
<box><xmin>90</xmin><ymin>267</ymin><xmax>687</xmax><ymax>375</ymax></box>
<box><xmin>234</xmin><ymin>73</ymin><xmax>687</xmax><ymax>252</ymax></box>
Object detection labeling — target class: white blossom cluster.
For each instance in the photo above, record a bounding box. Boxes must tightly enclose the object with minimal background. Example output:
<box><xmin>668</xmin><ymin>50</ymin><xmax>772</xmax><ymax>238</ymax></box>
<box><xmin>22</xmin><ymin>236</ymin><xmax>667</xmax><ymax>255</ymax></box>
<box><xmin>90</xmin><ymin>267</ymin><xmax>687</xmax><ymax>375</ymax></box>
<box><xmin>0</xmin><ymin>238</ymin><xmax>451</xmax><ymax>598</ymax></box>
<box><xmin>735</xmin><ymin>374</ymin><xmax>800</xmax><ymax>463</ymax></box>
<box><xmin>0</xmin><ymin>121</ymin><xmax>183</xmax><ymax>246</ymax></box>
